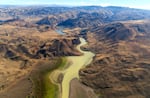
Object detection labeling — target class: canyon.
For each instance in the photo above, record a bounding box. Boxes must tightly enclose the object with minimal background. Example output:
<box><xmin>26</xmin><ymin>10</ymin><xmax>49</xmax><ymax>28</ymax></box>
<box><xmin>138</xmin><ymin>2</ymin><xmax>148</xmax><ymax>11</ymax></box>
<box><xmin>0</xmin><ymin>5</ymin><xmax>150</xmax><ymax>98</ymax></box>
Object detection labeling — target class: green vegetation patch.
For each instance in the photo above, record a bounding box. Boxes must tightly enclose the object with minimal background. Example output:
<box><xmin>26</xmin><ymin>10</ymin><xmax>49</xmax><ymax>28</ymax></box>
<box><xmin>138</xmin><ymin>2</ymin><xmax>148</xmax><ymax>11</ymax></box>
<box><xmin>29</xmin><ymin>57</ymin><xmax>67</xmax><ymax>98</ymax></box>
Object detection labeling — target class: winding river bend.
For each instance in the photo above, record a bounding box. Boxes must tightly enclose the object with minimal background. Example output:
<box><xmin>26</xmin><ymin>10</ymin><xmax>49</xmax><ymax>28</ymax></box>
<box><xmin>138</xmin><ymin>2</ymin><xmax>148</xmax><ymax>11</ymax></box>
<box><xmin>61</xmin><ymin>37</ymin><xmax>95</xmax><ymax>98</ymax></box>
<box><xmin>52</xmin><ymin>29</ymin><xmax>95</xmax><ymax>98</ymax></box>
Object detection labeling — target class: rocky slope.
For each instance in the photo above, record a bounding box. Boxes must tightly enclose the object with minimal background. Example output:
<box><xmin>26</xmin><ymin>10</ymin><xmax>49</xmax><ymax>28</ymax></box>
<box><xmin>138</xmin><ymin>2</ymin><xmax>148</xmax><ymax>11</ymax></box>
<box><xmin>79</xmin><ymin>20</ymin><xmax>150</xmax><ymax>98</ymax></box>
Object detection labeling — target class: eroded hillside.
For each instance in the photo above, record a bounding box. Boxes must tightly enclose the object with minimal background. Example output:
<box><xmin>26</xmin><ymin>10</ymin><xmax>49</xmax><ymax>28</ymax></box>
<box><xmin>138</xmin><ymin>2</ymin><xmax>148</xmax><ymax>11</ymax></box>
<box><xmin>79</xmin><ymin>20</ymin><xmax>150</xmax><ymax>98</ymax></box>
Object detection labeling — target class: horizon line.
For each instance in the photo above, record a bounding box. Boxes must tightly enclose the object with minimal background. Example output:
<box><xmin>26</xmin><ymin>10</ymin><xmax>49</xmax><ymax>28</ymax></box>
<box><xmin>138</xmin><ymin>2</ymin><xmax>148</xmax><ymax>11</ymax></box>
<box><xmin>0</xmin><ymin>4</ymin><xmax>149</xmax><ymax>10</ymax></box>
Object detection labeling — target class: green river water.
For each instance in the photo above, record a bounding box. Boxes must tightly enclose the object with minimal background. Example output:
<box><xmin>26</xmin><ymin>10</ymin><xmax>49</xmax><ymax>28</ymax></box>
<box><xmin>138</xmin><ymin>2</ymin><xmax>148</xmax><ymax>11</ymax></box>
<box><xmin>51</xmin><ymin>29</ymin><xmax>95</xmax><ymax>98</ymax></box>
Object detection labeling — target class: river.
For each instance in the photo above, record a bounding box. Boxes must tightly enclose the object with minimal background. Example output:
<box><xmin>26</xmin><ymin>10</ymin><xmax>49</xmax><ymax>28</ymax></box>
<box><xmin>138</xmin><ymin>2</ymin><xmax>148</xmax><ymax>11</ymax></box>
<box><xmin>55</xmin><ymin>27</ymin><xmax>65</xmax><ymax>35</ymax></box>
<box><xmin>61</xmin><ymin>37</ymin><xmax>95</xmax><ymax>98</ymax></box>
<box><xmin>53</xmin><ymin>29</ymin><xmax>95</xmax><ymax>98</ymax></box>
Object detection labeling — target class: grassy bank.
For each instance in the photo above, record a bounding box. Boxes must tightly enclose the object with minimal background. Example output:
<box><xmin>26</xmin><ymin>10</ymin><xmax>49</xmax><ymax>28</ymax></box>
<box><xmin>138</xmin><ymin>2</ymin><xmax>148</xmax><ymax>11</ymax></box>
<box><xmin>29</xmin><ymin>57</ymin><xmax>67</xmax><ymax>98</ymax></box>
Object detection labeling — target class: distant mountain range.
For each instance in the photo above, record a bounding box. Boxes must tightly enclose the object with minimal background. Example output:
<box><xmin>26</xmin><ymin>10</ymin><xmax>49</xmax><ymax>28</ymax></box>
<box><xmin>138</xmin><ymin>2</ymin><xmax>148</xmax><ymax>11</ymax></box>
<box><xmin>1</xmin><ymin>6</ymin><xmax>150</xmax><ymax>27</ymax></box>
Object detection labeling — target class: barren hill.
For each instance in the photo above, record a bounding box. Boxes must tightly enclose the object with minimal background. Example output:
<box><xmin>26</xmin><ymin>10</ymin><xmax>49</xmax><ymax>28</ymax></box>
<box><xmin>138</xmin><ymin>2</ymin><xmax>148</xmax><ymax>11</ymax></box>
<box><xmin>79</xmin><ymin>20</ymin><xmax>150</xmax><ymax>98</ymax></box>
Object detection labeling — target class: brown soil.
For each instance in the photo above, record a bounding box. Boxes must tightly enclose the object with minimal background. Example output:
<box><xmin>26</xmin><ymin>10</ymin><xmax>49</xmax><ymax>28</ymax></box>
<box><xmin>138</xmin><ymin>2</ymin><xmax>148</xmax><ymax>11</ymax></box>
<box><xmin>69</xmin><ymin>78</ymin><xmax>98</xmax><ymax>98</ymax></box>
<box><xmin>0</xmin><ymin>75</ymin><xmax>32</xmax><ymax>98</ymax></box>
